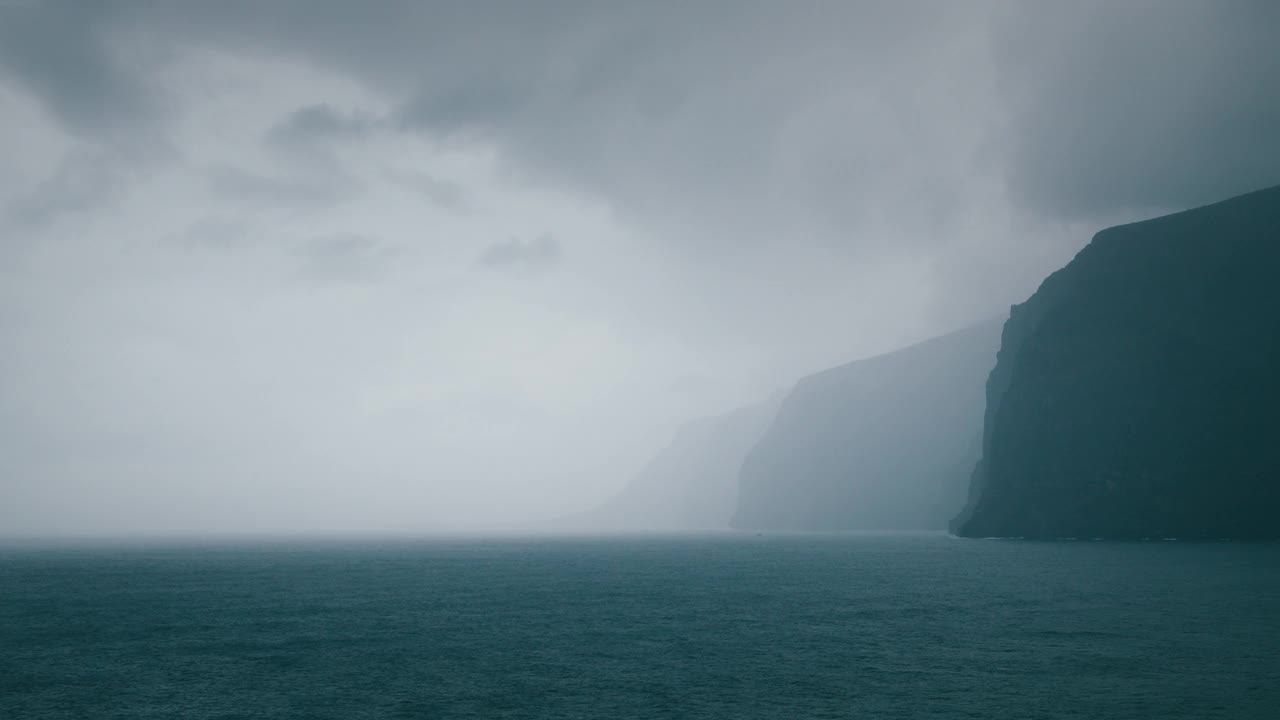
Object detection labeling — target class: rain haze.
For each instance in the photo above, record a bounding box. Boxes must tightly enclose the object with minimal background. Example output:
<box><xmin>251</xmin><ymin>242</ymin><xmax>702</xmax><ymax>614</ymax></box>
<box><xmin>2</xmin><ymin>0</ymin><xmax>1278</xmax><ymax>535</ymax></box>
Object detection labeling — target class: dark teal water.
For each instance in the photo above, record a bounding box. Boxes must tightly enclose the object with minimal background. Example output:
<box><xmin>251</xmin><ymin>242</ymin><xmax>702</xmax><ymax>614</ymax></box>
<box><xmin>1</xmin><ymin>534</ymin><xmax>1277</xmax><ymax>719</ymax></box>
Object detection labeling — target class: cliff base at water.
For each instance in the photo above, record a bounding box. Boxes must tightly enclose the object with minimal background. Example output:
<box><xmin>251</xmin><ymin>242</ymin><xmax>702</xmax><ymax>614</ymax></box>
<box><xmin>955</xmin><ymin>185</ymin><xmax>1280</xmax><ymax>540</ymax></box>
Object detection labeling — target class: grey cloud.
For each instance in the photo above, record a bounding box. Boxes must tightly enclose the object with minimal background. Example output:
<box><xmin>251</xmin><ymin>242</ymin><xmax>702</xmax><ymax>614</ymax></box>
<box><xmin>996</xmin><ymin>0</ymin><xmax>1280</xmax><ymax>221</ymax></box>
<box><xmin>4</xmin><ymin>1</ymin><xmax>1279</xmax><ymax>535</ymax></box>
<box><xmin>383</xmin><ymin>168</ymin><xmax>468</xmax><ymax>212</ymax></box>
<box><xmin>398</xmin><ymin>82</ymin><xmax>526</xmax><ymax>138</ymax></box>
<box><xmin>9</xmin><ymin>1</ymin><xmax>996</xmax><ymax>249</ymax></box>
<box><xmin>224</xmin><ymin>2</ymin><xmax>1280</xmax><ymax>232</ymax></box>
<box><xmin>266</xmin><ymin>104</ymin><xmax>376</xmax><ymax>147</ymax></box>
<box><xmin>206</xmin><ymin>165</ymin><xmax>360</xmax><ymax>210</ymax></box>
<box><xmin>9</xmin><ymin>1</ymin><xmax>1279</xmax><ymax>233</ymax></box>
<box><xmin>476</xmin><ymin>235</ymin><xmax>562</xmax><ymax>271</ymax></box>
<box><xmin>6</xmin><ymin>150</ymin><xmax>128</xmax><ymax>228</ymax></box>
<box><xmin>294</xmin><ymin>232</ymin><xmax>401</xmax><ymax>284</ymax></box>
<box><xmin>0</xmin><ymin>0</ymin><xmax>164</xmax><ymax>146</ymax></box>
<box><xmin>169</xmin><ymin>217</ymin><xmax>253</xmax><ymax>250</ymax></box>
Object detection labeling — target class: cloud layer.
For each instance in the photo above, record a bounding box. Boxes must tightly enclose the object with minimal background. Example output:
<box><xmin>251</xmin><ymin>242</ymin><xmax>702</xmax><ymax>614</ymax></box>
<box><xmin>1</xmin><ymin>1</ymin><xmax>1276</xmax><ymax>534</ymax></box>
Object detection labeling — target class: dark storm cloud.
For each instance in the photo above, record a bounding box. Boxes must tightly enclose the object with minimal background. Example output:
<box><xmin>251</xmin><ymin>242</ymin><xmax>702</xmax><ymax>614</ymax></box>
<box><xmin>398</xmin><ymin>83</ymin><xmax>527</xmax><ymax>138</ymax></box>
<box><xmin>1</xmin><ymin>0</ymin><xmax>988</xmax><ymax>249</ymax></box>
<box><xmin>5</xmin><ymin>1</ymin><xmax>1277</xmax><ymax>231</ymax></box>
<box><xmin>0</xmin><ymin>0</ymin><xmax>161</xmax><ymax>143</ymax></box>
<box><xmin>162</xmin><ymin>0</ymin><xmax>1280</xmax><ymax>233</ymax></box>
<box><xmin>476</xmin><ymin>235</ymin><xmax>562</xmax><ymax>271</ymax></box>
<box><xmin>377</xmin><ymin>1</ymin><xmax>979</xmax><ymax>246</ymax></box>
<box><xmin>266</xmin><ymin>104</ymin><xmax>376</xmax><ymax>147</ymax></box>
<box><xmin>996</xmin><ymin>0</ymin><xmax>1280</xmax><ymax>220</ymax></box>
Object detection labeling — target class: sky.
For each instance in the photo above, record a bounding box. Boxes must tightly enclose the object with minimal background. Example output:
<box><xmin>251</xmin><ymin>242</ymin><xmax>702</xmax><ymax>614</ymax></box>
<box><xmin>1</xmin><ymin>0</ymin><xmax>1277</xmax><ymax>535</ymax></box>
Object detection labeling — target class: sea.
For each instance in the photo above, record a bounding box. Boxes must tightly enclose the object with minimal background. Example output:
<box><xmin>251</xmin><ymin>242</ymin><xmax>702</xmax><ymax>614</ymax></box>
<box><xmin>1</xmin><ymin>533</ymin><xmax>1277</xmax><ymax>719</ymax></box>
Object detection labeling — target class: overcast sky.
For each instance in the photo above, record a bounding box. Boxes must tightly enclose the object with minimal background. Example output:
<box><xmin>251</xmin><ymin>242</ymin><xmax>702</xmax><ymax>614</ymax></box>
<box><xmin>2</xmin><ymin>0</ymin><xmax>1277</xmax><ymax>535</ymax></box>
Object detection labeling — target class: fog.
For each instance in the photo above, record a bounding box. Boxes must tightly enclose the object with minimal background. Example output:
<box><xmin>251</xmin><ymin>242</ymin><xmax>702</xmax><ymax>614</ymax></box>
<box><xmin>1</xmin><ymin>1</ymin><xmax>1277</xmax><ymax>535</ymax></box>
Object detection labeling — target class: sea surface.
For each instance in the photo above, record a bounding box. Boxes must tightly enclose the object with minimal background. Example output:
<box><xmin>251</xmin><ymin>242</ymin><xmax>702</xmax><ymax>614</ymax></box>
<box><xmin>1</xmin><ymin>534</ymin><xmax>1277</xmax><ymax>719</ymax></box>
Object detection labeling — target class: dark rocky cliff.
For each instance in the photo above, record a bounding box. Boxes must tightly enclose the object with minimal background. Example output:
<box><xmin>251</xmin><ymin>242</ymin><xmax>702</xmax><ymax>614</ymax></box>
<box><xmin>732</xmin><ymin>321</ymin><xmax>1001</xmax><ymax>531</ymax></box>
<box><xmin>954</xmin><ymin>185</ymin><xmax>1280</xmax><ymax>539</ymax></box>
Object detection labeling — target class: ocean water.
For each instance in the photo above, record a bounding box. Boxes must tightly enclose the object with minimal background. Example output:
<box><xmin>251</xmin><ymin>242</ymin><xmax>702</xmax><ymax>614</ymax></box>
<box><xmin>1</xmin><ymin>534</ymin><xmax>1277</xmax><ymax>719</ymax></box>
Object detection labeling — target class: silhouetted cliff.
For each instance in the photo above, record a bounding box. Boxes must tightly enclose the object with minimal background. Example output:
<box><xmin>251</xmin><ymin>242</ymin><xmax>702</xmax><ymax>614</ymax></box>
<box><xmin>732</xmin><ymin>322</ymin><xmax>1001</xmax><ymax>531</ymax></box>
<box><xmin>955</xmin><ymin>185</ymin><xmax>1280</xmax><ymax>539</ymax></box>
<box><xmin>577</xmin><ymin>398</ymin><xmax>781</xmax><ymax>530</ymax></box>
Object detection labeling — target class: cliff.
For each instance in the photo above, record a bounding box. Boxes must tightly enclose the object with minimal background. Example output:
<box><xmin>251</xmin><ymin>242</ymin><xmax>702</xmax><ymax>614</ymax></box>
<box><xmin>954</xmin><ymin>184</ymin><xmax>1280</xmax><ymax>539</ymax></box>
<box><xmin>576</xmin><ymin>398</ymin><xmax>781</xmax><ymax>530</ymax></box>
<box><xmin>732</xmin><ymin>321</ymin><xmax>1001</xmax><ymax>531</ymax></box>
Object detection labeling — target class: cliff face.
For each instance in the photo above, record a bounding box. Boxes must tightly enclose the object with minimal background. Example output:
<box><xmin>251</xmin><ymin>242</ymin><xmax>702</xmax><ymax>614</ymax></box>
<box><xmin>579</xmin><ymin>398</ymin><xmax>781</xmax><ymax>530</ymax></box>
<box><xmin>955</xmin><ymin>185</ymin><xmax>1280</xmax><ymax>539</ymax></box>
<box><xmin>732</xmin><ymin>321</ymin><xmax>1001</xmax><ymax>531</ymax></box>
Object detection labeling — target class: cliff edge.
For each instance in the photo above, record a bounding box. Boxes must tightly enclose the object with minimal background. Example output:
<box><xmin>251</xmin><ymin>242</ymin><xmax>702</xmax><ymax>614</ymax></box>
<box><xmin>954</xmin><ymin>185</ymin><xmax>1280</xmax><ymax>539</ymax></box>
<box><xmin>733</xmin><ymin>321</ymin><xmax>1001</xmax><ymax>531</ymax></box>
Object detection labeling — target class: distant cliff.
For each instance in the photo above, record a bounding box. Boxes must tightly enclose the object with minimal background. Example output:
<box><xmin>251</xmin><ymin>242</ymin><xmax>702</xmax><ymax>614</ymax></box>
<box><xmin>955</xmin><ymin>185</ymin><xmax>1280</xmax><ymax>539</ymax></box>
<box><xmin>732</xmin><ymin>322</ymin><xmax>1001</xmax><ymax>531</ymax></box>
<box><xmin>577</xmin><ymin>398</ymin><xmax>781</xmax><ymax>530</ymax></box>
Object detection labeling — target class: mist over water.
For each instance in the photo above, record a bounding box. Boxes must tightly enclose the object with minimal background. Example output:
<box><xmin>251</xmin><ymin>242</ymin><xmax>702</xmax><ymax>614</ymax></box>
<box><xmin>2</xmin><ymin>2</ymin><xmax>1278</xmax><ymax>719</ymax></box>
<box><xmin>2</xmin><ymin>1</ymin><xmax>1278</xmax><ymax>535</ymax></box>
